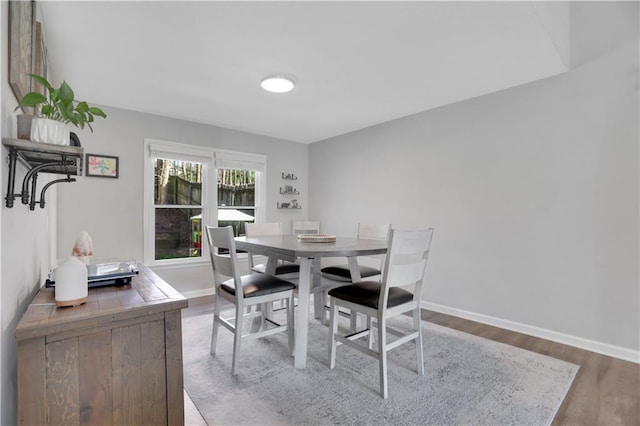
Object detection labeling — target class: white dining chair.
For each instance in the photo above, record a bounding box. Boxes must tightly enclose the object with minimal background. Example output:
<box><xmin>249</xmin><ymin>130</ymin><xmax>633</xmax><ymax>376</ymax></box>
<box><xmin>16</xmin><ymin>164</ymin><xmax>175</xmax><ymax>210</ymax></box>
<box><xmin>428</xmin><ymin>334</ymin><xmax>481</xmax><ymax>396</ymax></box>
<box><xmin>321</xmin><ymin>223</ymin><xmax>391</xmax><ymax>282</ymax></box>
<box><xmin>318</xmin><ymin>223</ymin><xmax>391</xmax><ymax>325</ymax></box>
<box><xmin>328</xmin><ymin>228</ymin><xmax>434</xmax><ymax>398</ymax></box>
<box><xmin>206</xmin><ymin>225</ymin><xmax>295</xmax><ymax>375</ymax></box>
<box><xmin>246</xmin><ymin>222</ymin><xmax>300</xmax><ymax>278</ymax></box>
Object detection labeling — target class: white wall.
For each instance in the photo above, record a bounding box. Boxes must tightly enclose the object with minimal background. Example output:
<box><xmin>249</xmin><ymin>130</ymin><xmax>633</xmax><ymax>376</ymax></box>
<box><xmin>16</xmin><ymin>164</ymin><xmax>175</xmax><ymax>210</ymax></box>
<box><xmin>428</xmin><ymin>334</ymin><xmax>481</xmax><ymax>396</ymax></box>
<box><xmin>57</xmin><ymin>106</ymin><xmax>309</xmax><ymax>295</ymax></box>
<box><xmin>309</xmin><ymin>2</ymin><xmax>639</xmax><ymax>361</ymax></box>
<box><xmin>1</xmin><ymin>2</ymin><xmax>56</xmax><ymax>424</ymax></box>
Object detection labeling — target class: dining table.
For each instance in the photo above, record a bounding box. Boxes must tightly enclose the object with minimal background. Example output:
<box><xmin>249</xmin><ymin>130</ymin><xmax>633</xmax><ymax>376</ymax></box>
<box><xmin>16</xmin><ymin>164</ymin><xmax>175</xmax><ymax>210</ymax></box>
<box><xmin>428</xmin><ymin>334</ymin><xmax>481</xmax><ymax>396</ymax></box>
<box><xmin>234</xmin><ymin>234</ymin><xmax>387</xmax><ymax>368</ymax></box>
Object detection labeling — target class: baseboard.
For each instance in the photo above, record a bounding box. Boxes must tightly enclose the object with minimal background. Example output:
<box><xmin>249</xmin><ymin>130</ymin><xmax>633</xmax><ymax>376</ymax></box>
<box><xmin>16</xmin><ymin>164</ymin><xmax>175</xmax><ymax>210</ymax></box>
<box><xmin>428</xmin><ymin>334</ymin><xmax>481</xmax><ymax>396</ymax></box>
<box><xmin>422</xmin><ymin>301</ymin><xmax>640</xmax><ymax>364</ymax></box>
<box><xmin>182</xmin><ymin>288</ymin><xmax>215</xmax><ymax>299</ymax></box>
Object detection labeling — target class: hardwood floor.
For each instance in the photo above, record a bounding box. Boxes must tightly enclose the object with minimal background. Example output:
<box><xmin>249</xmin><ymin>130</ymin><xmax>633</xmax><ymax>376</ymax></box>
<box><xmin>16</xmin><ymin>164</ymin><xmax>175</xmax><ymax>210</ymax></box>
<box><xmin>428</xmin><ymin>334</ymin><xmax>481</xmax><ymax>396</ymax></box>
<box><xmin>183</xmin><ymin>295</ymin><xmax>640</xmax><ymax>425</ymax></box>
<box><xmin>422</xmin><ymin>310</ymin><xmax>640</xmax><ymax>425</ymax></box>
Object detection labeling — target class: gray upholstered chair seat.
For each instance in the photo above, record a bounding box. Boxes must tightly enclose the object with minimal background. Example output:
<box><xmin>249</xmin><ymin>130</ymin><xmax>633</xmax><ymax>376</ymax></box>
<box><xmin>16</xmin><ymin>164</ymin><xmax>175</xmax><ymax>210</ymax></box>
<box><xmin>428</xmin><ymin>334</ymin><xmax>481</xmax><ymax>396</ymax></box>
<box><xmin>328</xmin><ymin>281</ymin><xmax>413</xmax><ymax>309</ymax></box>
<box><xmin>221</xmin><ymin>274</ymin><xmax>297</xmax><ymax>298</ymax></box>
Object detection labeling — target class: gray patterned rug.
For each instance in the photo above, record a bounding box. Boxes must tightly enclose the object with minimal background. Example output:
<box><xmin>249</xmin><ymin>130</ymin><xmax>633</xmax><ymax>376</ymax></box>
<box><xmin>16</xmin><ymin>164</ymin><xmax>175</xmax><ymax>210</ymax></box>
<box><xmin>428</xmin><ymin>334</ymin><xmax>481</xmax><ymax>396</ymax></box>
<box><xmin>182</xmin><ymin>307</ymin><xmax>578</xmax><ymax>425</ymax></box>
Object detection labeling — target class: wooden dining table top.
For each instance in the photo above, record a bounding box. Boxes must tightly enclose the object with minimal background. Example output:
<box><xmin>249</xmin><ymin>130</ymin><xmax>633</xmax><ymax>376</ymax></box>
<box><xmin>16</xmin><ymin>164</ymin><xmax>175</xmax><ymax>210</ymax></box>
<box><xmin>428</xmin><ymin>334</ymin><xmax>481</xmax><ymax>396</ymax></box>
<box><xmin>234</xmin><ymin>235</ymin><xmax>387</xmax><ymax>261</ymax></box>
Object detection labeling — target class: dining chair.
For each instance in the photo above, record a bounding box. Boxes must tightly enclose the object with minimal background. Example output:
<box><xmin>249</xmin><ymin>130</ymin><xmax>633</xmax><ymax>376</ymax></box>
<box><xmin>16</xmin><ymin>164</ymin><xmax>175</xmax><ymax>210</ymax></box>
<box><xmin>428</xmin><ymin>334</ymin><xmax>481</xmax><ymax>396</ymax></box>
<box><xmin>318</xmin><ymin>223</ymin><xmax>391</xmax><ymax>325</ymax></box>
<box><xmin>328</xmin><ymin>228</ymin><xmax>434</xmax><ymax>398</ymax></box>
<box><xmin>292</xmin><ymin>220</ymin><xmax>321</xmax><ymax>235</ymax></box>
<box><xmin>205</xmin><ymin>225</ymin><xmax>295</xmax><ymax>375</ymax></box>
<box><xmin>245</xmin><ymin>222</ymin><xmax>300</xmax><ymax>278</ymax></box>
<box><xmin>321</xmin><ymin>223</ymin><xmax>391</xmax><ymax>282</ymax></box>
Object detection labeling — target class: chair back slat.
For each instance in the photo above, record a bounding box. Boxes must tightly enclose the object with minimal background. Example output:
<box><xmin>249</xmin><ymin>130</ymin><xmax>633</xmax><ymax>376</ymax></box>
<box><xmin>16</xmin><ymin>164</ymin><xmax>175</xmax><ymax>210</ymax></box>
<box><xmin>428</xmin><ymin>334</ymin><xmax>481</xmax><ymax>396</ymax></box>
<box><xmin>380</xmin><ymin>228</ymin><xmax>434</xmax><ymax>304</ymax></box>
<box><xmin>211</xmin><ymin>252</ymin><xmax>234</xmax><ymax>278</ymax></box>
<box><xmin>357</xmin><ymin>223</ymin><xmax>391</xmax><ymax>240</ymax></box>
<box><xmin>292</xmin><ymin>220</ymin><xmax>321</xmax><ymax>235</ymax></box>
<box><xmin>246</xmin><ymin>222</ymin><xmax>282</xmax><ymax>237</ymax></box>
<box><xmin>387</xmin><ymin>258</ymin><xmax>427</xmax><ymax>288</ymax></box>
<box><xmin>205</xmin><ymin>225</ymin><xmax>242</xmax><ymax>300</ymax></box>
<box><xmin>355</xmin><ymin>223</ymin><xmax>391</xmax><ymax>270</ymax></box>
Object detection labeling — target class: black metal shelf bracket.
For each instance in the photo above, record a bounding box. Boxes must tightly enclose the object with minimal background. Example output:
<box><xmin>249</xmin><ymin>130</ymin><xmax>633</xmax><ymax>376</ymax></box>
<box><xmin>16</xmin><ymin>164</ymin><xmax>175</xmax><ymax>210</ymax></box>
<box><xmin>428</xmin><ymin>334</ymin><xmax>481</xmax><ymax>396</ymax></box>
<box><xmin>2</xmin><ymin>139</ymin><xmax>84</xmax><ymax>209</ymax></box>
<box><xmin>5</xmin><ymin>148</ymin><xmax>19</xmax><ymax>207</ymax></box>
<box><xmin>21</xmin><ymin>158</ymin><xmax>75</xmax><ymax>205</ymax></box>
<box><xmin>34</xmin><ymin>174</ymin><xmax>76</xmax><ymax>210</ymax></box>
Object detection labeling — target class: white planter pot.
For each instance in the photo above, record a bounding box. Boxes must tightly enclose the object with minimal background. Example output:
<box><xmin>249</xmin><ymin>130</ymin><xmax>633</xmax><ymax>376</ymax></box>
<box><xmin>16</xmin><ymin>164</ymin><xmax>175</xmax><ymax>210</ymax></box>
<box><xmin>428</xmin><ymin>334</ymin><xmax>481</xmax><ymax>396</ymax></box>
<box><xmin>31</xmin><ymin>118</ymin><xmax>70</xmax><ymax>145</ymax></box>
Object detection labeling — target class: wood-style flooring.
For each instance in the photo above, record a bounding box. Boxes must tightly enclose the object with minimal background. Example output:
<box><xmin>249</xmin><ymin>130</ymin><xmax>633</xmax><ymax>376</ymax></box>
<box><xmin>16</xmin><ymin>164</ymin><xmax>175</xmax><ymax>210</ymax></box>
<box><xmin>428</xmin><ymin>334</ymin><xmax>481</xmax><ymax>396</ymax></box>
<box><xmin>183</xmin><ymin>295</ymin><xmax>640</xmax><ymax>425</ymax></box>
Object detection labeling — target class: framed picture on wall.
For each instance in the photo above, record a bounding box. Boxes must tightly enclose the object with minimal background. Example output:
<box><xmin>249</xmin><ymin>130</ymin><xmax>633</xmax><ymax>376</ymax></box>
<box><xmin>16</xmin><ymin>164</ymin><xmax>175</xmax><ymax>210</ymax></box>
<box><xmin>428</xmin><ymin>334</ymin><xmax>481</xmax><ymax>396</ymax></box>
<box><xmin>32</xmin><ymin>21</ymin><xmax>48</xmax><ymax>96</ymax></box>
<box><xmin>86</xmin><ymin>154</ymin><xmax>119</xmax><ymax>178</ymax></box>
<box><xmin>8</xmin><ymin>0</ymin><xmax>35</xmax><ymax>113</ymax></box>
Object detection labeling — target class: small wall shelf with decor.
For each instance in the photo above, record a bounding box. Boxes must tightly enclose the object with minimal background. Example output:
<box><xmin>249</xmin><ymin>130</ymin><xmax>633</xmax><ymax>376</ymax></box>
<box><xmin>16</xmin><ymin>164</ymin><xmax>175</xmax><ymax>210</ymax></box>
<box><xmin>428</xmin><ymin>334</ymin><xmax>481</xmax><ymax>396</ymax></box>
<box><xmin>2</xmin><ymin>138</ymin><xmax>83</xmax><ymax>210</ymax></box>
<box><xmin>280</xmin><ymin>185</ymin><xmax>299</xmax><ymax>195</ymax></box>
<box><xmin>282</xmin><ymin>172</ymin><xmax>297</xmax><ymax>180</ymax></box>
<box><xmin>277</xmin><ymin>201</ymin><xmax>301</xmax><ymax>209</ymax></box>
<box><xmin>279</xmin><ymin>171</ymin><xmax>301</xmax><ymax>209</ymax></box>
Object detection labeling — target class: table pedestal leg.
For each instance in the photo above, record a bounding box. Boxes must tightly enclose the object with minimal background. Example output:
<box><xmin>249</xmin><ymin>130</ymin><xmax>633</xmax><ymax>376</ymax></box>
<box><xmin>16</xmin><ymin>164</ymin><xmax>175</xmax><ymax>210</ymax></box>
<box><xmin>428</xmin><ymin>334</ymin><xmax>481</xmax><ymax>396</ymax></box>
<box><xmin>312</xmin><ymin>258</ymin><xmax>323</xmax><ymax>320</ymax></box>
<box><xmin>295</xmin><ymin>257</ymin><xmax>312</xmax><ymax>369</ymax></box>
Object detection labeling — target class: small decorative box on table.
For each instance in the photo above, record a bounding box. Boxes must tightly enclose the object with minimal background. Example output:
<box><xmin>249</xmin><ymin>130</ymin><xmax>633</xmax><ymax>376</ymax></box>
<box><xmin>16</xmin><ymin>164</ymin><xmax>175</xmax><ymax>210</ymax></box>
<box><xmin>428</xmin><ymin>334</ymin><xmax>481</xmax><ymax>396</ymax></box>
<box><xmin>297</xmin><ymin>234</ymin><xmax>337</xmax><ymax>243</ymax></box>
<box><xmin>15</xmin><ymin>265</ymin><xmax>188</xmax><ymax>425</ymax></box>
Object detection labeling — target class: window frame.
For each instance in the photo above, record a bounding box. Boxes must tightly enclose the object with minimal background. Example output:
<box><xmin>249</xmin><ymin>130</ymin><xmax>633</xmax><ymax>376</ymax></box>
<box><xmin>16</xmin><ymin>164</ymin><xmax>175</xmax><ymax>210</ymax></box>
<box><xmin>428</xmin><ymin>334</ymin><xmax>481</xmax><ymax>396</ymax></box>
<box><xmin>143</xmin><ymin>139</ymin><xmax>266</xmax><ymax>267</ymax></box>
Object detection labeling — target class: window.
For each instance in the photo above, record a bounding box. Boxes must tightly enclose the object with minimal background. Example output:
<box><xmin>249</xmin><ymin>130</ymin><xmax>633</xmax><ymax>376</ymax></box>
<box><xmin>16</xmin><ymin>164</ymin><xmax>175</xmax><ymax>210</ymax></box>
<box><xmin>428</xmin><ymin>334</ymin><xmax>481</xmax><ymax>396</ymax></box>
<box><xmin>217</xmin><ymin>169</ymin><xmax>256</xmax><ymax>238</ymax></box>
<box><xmin>144</xmin><ymin>139</ymin><xmax>265</xmax><ymax>266</ymax></box>
<box><xmin>154</xmin><ymin>159</ymin><xmax>204</xmax><ymax>260</ymax></box>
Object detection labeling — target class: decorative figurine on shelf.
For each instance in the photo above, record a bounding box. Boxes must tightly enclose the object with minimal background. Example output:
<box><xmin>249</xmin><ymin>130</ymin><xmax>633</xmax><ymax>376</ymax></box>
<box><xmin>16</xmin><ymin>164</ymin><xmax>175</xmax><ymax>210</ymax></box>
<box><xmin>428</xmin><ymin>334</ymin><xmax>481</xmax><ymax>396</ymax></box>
<box><xmin>72</xmin><ymin>231</ymin><xmax>94</xmax><ymax>265</ymax></box>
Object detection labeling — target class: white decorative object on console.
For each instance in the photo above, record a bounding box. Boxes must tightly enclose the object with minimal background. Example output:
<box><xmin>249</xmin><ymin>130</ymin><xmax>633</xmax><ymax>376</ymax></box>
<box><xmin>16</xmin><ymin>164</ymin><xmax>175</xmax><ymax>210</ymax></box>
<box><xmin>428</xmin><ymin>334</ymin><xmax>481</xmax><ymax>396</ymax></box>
<box><xmin>54</xmin><ymin>256</ymin><xmax>88</xmax><ymax>307</ymax></box>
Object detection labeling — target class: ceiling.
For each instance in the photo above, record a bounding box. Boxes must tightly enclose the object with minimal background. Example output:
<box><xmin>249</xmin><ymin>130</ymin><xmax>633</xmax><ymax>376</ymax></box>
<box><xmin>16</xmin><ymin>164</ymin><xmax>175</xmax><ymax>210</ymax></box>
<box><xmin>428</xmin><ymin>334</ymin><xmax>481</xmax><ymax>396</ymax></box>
<box><xmin>38</xmin><ymin>1</ymin><xmax>569</xmax><ymax>144</ymax></box>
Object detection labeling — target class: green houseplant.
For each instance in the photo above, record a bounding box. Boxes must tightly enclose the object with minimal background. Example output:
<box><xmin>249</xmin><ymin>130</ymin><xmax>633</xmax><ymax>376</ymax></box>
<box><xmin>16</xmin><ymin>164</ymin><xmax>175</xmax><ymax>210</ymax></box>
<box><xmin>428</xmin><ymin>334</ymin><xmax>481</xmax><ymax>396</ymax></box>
<box><xmin>15</xmin><ymin>74</ymin><xmax>107</xmax><ymax>145</ymax></box>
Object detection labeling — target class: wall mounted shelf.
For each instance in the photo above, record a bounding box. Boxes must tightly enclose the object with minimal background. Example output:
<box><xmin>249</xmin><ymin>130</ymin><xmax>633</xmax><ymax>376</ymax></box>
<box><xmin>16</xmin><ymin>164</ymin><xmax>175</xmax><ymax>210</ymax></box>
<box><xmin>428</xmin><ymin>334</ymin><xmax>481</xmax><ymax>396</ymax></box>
<box><xmin>281</xmin><ymin>172</ymin><xmax>297</xmax><ymax>180</ymax></box>
<box><xmin>279</xmin><ymin>171</ymin><xmax>301</xmax><ymax>209</ymax></box>
<box><xmin>2</xmin><ymin>138</ymin><xmax>83</xmax><ymax>210</ymax></box>
<box><xmin>277</xmin><ymin>202</ymin><xmax>302</xmax><ymax>209</ymax></box>
<box><xmin>280</xmin><ymin>186</ymin><xmax>299</xmax><ymax>195</ymax></box>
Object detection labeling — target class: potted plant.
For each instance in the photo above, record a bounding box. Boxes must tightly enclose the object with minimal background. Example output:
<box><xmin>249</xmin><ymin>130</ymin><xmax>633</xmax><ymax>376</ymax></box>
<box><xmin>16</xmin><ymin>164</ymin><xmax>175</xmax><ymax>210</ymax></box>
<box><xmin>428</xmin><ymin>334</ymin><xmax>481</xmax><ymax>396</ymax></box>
<box><xmin>14</xmin><ymin>74</ymin><xmax>107</xmax><ymax>145</ymax></box>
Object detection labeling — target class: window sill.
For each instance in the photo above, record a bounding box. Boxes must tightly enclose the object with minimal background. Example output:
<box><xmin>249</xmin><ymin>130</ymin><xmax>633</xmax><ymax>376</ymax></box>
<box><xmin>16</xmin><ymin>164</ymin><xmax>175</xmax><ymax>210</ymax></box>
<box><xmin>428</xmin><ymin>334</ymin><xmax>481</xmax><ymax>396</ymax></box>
<box><xmin>145</xmin><ymin>253</ymin><xmax>250</xmax><ymax>271</ymax></box>
<box><xmin>145</xmin><ymin>258</ymin><xmax>210</xmax><ymax>270</ymax></box>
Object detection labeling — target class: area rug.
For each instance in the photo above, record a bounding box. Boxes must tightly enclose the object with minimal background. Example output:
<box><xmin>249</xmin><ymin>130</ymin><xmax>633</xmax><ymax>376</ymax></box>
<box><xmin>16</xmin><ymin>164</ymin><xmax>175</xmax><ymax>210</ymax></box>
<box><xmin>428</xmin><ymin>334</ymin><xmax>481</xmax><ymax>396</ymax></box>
<box><xmin>182</xmin><ymin>308</ymin><xmax>578</xmax><ymax>425</ymax></box>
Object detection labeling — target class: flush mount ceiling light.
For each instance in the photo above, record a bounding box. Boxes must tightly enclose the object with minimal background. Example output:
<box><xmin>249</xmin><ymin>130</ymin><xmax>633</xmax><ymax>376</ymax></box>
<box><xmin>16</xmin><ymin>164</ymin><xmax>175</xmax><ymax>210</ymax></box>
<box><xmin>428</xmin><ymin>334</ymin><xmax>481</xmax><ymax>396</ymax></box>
<box><xmin>260</xmin><ymin>75</ymin><xmax>295</xmax><ymax>93</ymax></box>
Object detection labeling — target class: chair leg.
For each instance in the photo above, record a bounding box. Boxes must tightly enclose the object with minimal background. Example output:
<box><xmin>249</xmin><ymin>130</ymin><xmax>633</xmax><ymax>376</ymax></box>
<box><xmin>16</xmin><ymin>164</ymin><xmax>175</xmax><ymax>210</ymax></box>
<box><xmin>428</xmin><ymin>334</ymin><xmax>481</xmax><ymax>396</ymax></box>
<box><xmin>377</xmin><ymin>314</ymin><xmax>388</xmax><ymax>399</ymax></box>
<box><xmin>287</xmin><ymin>294</ymin><xmax>295</xmax><ymax>356</ymax></box>
<box><xmin>315</xmin><ymin>290</ymin><xmax>326</xmax><ymax>324</ymax></box>
<box><xmin>328</xmin><ymin>302</ymin><xmax>339</xmax><ymax>369</ymax></box>
<box><xmin>367</xmin><ymin>315</ymin><xmax>374</xmax><ymax>349</ymax></box>
<box><xmin>350</xmin><ymin>309</ymin><xmax>358</xmax><ymax>332</ymax></box>
<box><xmin>231</xmin><ymin>303</ymin><xmax>243</xmax><ymax>376</ymax></box>
<box><xmin>210</xmin><ymin>294</ymin><xmax>222</xmax><ymax>355</ymax></box>
<box><xmin>413</xmin><ymin>307</ymin><xmax>424</xmax><ymax>375</ymax></box>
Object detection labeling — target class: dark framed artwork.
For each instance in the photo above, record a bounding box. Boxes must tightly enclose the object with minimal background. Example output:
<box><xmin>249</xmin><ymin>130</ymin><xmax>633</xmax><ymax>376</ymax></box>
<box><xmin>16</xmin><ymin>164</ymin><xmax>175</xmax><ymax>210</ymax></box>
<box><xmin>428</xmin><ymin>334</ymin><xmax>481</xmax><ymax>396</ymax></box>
<box><xmin>8</xmin><ymin>0</ymin><xmax>35</xmax><ymax>113</ymax></box>
<box><xmin>86</xmin><ymin>154</ymin><xmax>119</xmax><ymax>178</ymax></box>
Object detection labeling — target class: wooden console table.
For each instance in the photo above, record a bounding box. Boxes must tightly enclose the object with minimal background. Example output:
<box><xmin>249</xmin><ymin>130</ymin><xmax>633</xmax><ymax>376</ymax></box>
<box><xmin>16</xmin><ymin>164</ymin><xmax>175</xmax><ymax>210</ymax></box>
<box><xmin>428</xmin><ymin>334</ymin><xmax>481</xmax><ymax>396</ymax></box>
<box><xmin>15</xmin><ymin>265</ymin><xmax>188</xmax><ymax>425</ymax></box>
